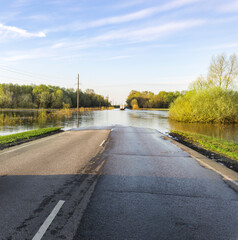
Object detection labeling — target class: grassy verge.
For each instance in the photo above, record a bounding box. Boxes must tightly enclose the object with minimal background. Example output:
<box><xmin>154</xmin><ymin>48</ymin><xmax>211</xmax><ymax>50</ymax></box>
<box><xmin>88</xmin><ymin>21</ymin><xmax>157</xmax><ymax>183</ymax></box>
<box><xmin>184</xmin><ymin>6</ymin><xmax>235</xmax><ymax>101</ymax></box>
<box><xmin>0</xmin><ymin>127</ymin><xmax>62</xmax><ymax>145</ymax></box>
<box><xmin>171</xmin><ymin>130</ymin><xmax>238</xmax><ymax>161</ymax></box>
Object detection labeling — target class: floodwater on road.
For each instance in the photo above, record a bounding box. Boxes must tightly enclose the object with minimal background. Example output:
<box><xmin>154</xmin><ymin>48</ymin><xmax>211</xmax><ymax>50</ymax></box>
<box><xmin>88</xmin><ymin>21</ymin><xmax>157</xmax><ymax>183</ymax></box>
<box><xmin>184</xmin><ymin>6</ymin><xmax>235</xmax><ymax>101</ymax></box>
<box><xmin>0</xmin><ymin>109</ymin><xmax>238</xmax><ymax>142</ymax></box>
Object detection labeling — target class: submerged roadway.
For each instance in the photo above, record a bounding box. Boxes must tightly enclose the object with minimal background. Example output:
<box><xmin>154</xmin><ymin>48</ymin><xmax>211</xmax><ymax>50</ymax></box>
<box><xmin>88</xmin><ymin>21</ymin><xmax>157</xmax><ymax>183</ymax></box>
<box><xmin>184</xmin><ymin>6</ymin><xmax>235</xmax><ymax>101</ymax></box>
<box><xmin>0</xmin><ymin>126</ymin><xmax>237</xmax><ymax>239</ymax></box>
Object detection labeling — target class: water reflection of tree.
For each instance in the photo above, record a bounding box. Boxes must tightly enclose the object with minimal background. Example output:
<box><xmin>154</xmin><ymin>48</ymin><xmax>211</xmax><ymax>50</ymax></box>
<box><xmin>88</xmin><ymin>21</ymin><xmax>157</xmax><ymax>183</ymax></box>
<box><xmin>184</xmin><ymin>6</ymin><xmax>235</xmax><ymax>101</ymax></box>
<box><xmin>0</xmin><ymin>112</ymin><xmax>33</xmax><ymax>126</ymax></box>
<box><xmin>0</xmin><ymin>109</ymin><xmax>74</xmax><ymax>127</ymax></box>
<box><xmin>168</xmin><ymin>118</ymin><xmax>238</xmax><ymax>142</ymax></box>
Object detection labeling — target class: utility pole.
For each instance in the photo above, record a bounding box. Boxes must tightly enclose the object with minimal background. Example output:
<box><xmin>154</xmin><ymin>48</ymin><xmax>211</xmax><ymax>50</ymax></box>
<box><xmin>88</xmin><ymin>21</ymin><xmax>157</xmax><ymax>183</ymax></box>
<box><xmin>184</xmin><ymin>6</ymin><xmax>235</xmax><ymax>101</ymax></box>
<box><xmin>77</xmin><ymin>73</ymin><xmax>79</xmax><ymax>128</ymax></box>
<box><xmin>107</xmin><ymin>95</ymin><xmax>109</xmax><ymax>108</ymax></box>
<box><xmin>77</xmin><ymin>73</ymin><xmax>79</xmax><ymax>111</ymax></box>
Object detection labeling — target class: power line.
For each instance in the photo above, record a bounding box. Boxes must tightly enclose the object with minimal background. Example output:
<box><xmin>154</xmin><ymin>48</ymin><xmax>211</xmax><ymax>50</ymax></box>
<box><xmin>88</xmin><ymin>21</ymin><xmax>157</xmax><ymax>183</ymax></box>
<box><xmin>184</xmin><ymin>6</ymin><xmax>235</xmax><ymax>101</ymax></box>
<box><xmin>0</xmin><ymin>64</ymin><xmax>68</xmax><ymax>80</ymax></box>
<box><xmin>0</xmin><ymin>75</ymin><xmax>37</xmax><ymax>85</ymax></box>
<box><xmin>0</xmin><ymin>65</ymin><xmax>68</xmax><ymax>85</ymax></box>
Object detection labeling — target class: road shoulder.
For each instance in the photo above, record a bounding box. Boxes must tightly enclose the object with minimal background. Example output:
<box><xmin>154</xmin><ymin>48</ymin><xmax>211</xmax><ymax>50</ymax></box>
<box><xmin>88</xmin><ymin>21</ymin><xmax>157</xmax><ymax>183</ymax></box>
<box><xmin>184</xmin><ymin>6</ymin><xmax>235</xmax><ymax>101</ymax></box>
<box><xmin>163</xmin><ymin>135</ymin><xmax>238</xmax><ymax>192</ymax></box>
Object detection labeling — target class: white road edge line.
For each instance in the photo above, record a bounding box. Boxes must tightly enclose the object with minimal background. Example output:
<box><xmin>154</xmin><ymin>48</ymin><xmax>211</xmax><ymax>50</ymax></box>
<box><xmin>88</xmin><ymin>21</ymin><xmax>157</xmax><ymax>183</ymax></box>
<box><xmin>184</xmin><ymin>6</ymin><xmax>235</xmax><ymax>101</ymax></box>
<box><xmin>163</xmin><ymin>135</ymin><xmax>238</xmax><ymax>190</ymax></box>
<box><xmin>32</xmin><ymin>200</ymin><xmax>65</xmax><ymax>240</ymax></box>
<box><xmin>100</xmin><ymin>140</ymin><xmax>106</xmax><ymax>147</ymax></box>
<box><xmin>193</xmin><ymin>156</ymin><xmax>238</xmax><ymax>187</ymax></box>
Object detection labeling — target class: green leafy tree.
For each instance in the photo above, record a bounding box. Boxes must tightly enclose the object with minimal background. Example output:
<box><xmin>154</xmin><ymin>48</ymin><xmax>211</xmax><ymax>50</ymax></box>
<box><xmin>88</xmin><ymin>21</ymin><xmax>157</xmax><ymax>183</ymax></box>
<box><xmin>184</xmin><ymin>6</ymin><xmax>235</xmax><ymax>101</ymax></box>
<box><xmin>126</xmin><ymin>90</ymin><xmax>181</xmax><ymax>109</ymax></box>
<box><xmin>0</xmin><ymin>83</ymin><xmax>110</xmax><ymax>109</ymax></box>
<box><xmin>131</xmin><ymin>98</ymin><xmax>139</xmax><ymax>110</ymax></box>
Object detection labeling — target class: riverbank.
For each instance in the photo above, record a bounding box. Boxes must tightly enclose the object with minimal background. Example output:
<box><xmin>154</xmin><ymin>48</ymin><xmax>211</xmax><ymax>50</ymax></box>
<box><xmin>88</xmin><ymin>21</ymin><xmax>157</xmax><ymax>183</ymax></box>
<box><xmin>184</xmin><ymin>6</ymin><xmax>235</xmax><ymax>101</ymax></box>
<box><xmin>0</xmin><ymin>107</ymin><xmax>114</xmax><ymax>112</ymax></box>
<box><xmin>170</xmin><ymin>131</ymin><xmax>238</xmax><ymax>172</ymax></box>
<box><xmin>0</xmin><ymin>127</ymin><xmax>62</xmax><ymax>150</ymax></box>
<box><xmin>138</xmin><ymin>108</ymin><xmax>169</xmax><ymax>111</ymax></box>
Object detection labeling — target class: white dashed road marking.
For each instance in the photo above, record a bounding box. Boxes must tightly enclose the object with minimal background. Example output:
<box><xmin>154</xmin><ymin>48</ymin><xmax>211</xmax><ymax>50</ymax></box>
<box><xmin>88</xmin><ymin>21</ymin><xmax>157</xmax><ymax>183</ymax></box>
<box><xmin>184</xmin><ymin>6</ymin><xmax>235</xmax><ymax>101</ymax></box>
<box><xmin>100</xmin><ymin>140</ymin><xmax>106</xmax><ymax>147</ymax></box>
<box><xmin>32</xmin><ymin>200</ymin><xmax>65</xmax><ymax>240</ymax></box>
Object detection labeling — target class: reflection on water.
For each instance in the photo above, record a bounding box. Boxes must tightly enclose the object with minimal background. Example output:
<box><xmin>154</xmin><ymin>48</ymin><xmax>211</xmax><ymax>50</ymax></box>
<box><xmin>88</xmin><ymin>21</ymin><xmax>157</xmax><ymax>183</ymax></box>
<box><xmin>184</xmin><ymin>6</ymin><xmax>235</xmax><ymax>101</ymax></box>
<box><xmin>0</xmin><ymin>109</ymin><xmax>237</xmax><ymax>142</ymax></box>
<box><xmin>168</xmin><ymin>119</ymin><xmax>238</xmax><ymax>142</ymax></box>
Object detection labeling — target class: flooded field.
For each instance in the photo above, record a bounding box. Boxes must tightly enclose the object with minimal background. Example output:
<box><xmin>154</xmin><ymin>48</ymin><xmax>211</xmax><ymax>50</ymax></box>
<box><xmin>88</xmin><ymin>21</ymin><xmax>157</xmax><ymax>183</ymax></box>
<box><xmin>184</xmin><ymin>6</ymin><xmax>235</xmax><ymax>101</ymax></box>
<box><xmin>0</xmin><ymin>109</ymin><xmax>237</xmax><ymax>142</ymax></box>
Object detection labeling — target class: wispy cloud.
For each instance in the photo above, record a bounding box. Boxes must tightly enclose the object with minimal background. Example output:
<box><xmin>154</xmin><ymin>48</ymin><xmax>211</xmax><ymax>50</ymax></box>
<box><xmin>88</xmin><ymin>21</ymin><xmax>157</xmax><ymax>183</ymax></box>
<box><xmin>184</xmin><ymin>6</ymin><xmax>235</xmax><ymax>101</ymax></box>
<box><xmin>46</xmin><ymin>0</ymin><xmax>198</xmax><ymax>33</ymax></box>
<box><xmin>107</xmin><ymin>55</ymin><xmax>132</xmax><ymax>60</ymax></box>
<box><xmin>11</xmin><ymin>0</ymin><xmax>33</xmax><ymax>8</ymax></box>
<box><xmin>111</xmin><ymin>0</ymin><xmax>146</xmax><ymax>10</ymax></box>
<box><xmin>47</xmin><ymin>0</ymin><xmax>73</xmax><ymax>5</ymax></box>
<box><xmin>51</xmin><ymin>42</ymin><xmax>66</xmax><ymax>49</ymax></box>
<box><xmin>0</xmin><ymin>48</ymin><xmax>55</xmax><ymax>62</ymax></box>
<box><xmin>25</xmin><ymin>14</ymin><xmax>51</xmax><ymax>22</ymax></box>
<box><xmin>51</xmin><ymin>19</ymin><xmax>205</xmax><ymax>51</ymax></box>
<box><xmin>86</xmin><ymin>19</ymin><xmax>205</xmax><ymax>44</ymax></box>
<box><xmin>0</xmin><ymin>23</ymin><xmax>46</xmax><ymax>39</ymax></box>
<box><xmin>2</xmin><ymin>54</ymin><xmax>41</xmax><ymax>62</ymax></box>
<box><xmin>218</xmin><ymin>1</ymin><xmax>238</xmax><ymax>12</ymax></box>
<box><xmin>53</xmin><ymin>54</ymin><xmax>84</xmax><ymax>61</ymax></box>
<box><xmin>88</xmin><ymin>0</ymin><xmax>199</xmax><ymax>28</ymax></box>
<box><xmin>198</xmin><ymin>43</ymin><xmax>238</xmax><ymax>50</ymax></box>
<box><xmin>86</xmin><ymin>8</ymin><xmax>159</xmax><ymax>28</ymax></box>
<box><xmin>0</xmin><ymin>11</ymin><xmax>21</xmax><ymax>21</ymax></box>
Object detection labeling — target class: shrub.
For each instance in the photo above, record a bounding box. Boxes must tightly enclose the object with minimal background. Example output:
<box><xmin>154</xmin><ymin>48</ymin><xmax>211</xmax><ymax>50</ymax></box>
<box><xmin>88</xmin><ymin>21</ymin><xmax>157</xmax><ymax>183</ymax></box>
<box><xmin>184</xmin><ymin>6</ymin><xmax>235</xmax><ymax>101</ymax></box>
<box><xmin>169</xmin><ymin>87</ymin><xmax>238</xmax><ymax>123</ymax></box>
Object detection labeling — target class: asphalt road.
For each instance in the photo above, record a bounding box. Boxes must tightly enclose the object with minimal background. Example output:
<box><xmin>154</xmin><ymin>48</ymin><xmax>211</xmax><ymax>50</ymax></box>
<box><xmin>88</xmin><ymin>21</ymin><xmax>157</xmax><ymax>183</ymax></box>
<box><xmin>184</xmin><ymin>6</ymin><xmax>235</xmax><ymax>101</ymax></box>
<box><xmin>0</xmin><ymin>129</ymin><xmax>110</xmax><ymax>240</ymax></box>
<box><xmin>76</xmin><ymin>126</ymin><xmax>238</xmax><ymax>240</ymax></box>
<box><xmin>0</xmin><ymin>126</ymin><xmax>238</xmax><ymax>240</ymax></box>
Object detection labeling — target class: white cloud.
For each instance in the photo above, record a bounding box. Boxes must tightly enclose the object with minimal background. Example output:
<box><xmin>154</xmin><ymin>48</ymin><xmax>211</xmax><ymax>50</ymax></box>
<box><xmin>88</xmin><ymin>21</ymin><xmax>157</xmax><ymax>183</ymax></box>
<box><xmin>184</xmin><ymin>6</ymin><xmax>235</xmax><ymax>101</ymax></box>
<box><xmin>25</xmin><ymin>14</ymin><xmax>51</xmax><ymax>22</ymax></box>
<box><xmin>2</xmin><ymin>54</ymin><xmax>40</xmax><ymax>61</ymax></box>
<box><xmin>0</xmin><ymin>11</ymin><xmax>21</xmax><ymax>22</ymax></box>
<box><xmin>53</xmin><ymin>54</ymin><xmax>84</xmax><ymax>60</ymax></box>
<box><xmin>52</xmin><ymin>19</ymin><xmax>204</xmax><ymax>51</ymax></box>
<box><xmin>198</xmin><ymin>43</ymin><xmax>238</xmax><ymax>50</ymax></box>
<box><xmin>87</xmin><ymin>19</ymin><xmax>205</xmax><ymax>44</ymax></box>
<box><xmin>108</xmin><ymin>55</ymin><xmax>132</xmax><ymax>60</ymax></box>
<box><xmin>0</xmin><ymin>23</ymin><xmax>46</xmax><ymax>39</ymax></box>
<box><xmin>111</xmin><ymin>0</ymin><xmax>146</xmax><ymax>10</ymax></box>
<box><xmin>51</xmin><ymin>42</ymin><xmax>65</xmax><ymax>49</ymax></box>
<box><xmin>88</xmin><ymin>0</ymin><xmax>199</xmax><ymax>28</ymax></box>
<box><xmin>11</xmin><ymin>0</ymin><xmax>34</xmax><ymax>8</ymax></box>
<box><xmin>87</xmin><ymin>8</ymin><xmax>158</xmax><ymax>28</ymax></box>
<box><xmin>0</xmin><ymin>48</ymin><xmax>54</xmax><ymax>62</ymax></box>
<box><xmin>91</xmin><ymin>0</ymin><xmax>199</xmax><ymax>27</ymax></box>
<box><xmin>218</xmin><ymin>1</ymin><xmax>238</xmax><ymax>12</ymax></box>
<box><xmin>209</xmin><ymin>16</ymin><xmax>238</xmax><ymax>24</ymax></box>
<box><xmin>46</xmin><ymin>0</ymin><xmax>198</xmax><ymax>33</ymax></box>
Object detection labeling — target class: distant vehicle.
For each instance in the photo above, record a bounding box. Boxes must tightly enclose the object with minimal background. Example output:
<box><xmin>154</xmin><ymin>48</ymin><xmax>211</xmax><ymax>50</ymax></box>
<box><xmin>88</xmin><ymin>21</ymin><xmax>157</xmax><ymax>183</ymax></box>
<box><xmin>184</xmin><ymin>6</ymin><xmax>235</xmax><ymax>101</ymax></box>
<box><xmin>120</xmin><ymin>104</ymin><xmax>125</xmax><ymax>110</ymax></box>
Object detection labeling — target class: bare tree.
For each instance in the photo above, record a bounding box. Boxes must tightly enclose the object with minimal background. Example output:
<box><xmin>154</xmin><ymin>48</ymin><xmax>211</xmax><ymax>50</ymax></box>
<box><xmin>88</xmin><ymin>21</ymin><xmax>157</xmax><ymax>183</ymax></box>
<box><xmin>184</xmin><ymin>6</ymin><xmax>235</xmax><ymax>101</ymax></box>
<box><xmin>207</xmin><ymin>53</ymin><xmax>238</xmax><ymax>89</ymax></box>
<box><xmin>189</xmin><ymin>75</ymin><xmax>209</xmax><ymax>91</ymax></box>
<box><xmin>225</xmin><ymin>54</ymin><xmax>238</xmax><ymax>89</ymax></box>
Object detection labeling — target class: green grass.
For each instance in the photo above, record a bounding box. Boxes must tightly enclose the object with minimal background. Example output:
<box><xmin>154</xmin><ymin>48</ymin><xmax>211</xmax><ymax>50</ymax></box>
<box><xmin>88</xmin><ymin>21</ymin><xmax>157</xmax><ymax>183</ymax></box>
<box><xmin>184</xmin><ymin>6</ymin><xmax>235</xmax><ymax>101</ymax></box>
<box><xmin>171</xmin><ymin>130</ymin><xmax>238</xmax><ymax>161</ymax></box>
<box><xmin>0</xmin><ymin>127</ymin><xmax>62</xmax><ymax>145</ymax></box>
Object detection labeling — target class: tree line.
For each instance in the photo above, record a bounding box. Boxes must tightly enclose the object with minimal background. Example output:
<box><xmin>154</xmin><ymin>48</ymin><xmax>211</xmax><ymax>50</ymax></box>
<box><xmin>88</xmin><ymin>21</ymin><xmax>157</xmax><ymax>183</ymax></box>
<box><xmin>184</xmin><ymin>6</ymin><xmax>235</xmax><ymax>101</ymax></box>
<box><xmin>126</xmin><ymin>90</ymin><xmax>182</xmax><ymax>109</ymax></box>
<box><xmin>169</xmin><ymin>53</ymin><xmax>238</xmax><ymax>124</ymax></box>
<box><xmin>0</xmin><ymin>84</ymin><xmax>110</xmax><ymax>108</ymax></box>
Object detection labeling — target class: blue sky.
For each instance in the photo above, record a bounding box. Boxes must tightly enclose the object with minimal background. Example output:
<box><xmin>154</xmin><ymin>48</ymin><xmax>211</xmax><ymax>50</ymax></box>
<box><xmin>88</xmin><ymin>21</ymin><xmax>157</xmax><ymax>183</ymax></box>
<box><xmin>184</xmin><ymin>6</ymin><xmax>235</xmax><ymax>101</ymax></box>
<box><xmin>0</xmin><ymin>0</ymin><xmax>238</xmax><ymax>104</ymax></box>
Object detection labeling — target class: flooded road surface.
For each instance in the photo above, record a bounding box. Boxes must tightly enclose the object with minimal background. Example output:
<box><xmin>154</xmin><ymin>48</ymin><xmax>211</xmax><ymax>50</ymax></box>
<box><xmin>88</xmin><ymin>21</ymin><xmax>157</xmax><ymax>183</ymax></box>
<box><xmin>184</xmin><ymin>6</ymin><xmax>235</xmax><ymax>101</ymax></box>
<box><xmin>0</xmin><ymin>109</ymin><xmax>238</xmax><ymax>142</ymax></box>
<box><xmin>1</xmin><ymin>126</ymin><xmax>237</xmax><ymax>239</ymax></box>
<box><xmin>76</xmin><ymin>126</ymin><xmax>238</xmax><ymax>240</ymax></box>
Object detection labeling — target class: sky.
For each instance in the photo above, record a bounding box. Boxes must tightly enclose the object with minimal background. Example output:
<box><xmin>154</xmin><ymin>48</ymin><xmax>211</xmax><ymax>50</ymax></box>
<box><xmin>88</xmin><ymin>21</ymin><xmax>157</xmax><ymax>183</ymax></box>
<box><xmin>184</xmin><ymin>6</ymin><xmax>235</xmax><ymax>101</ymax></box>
<box><xmin>0</xmin><ymin>0</ymin><xmax>238</xmax><ymax>104</ymax></box>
